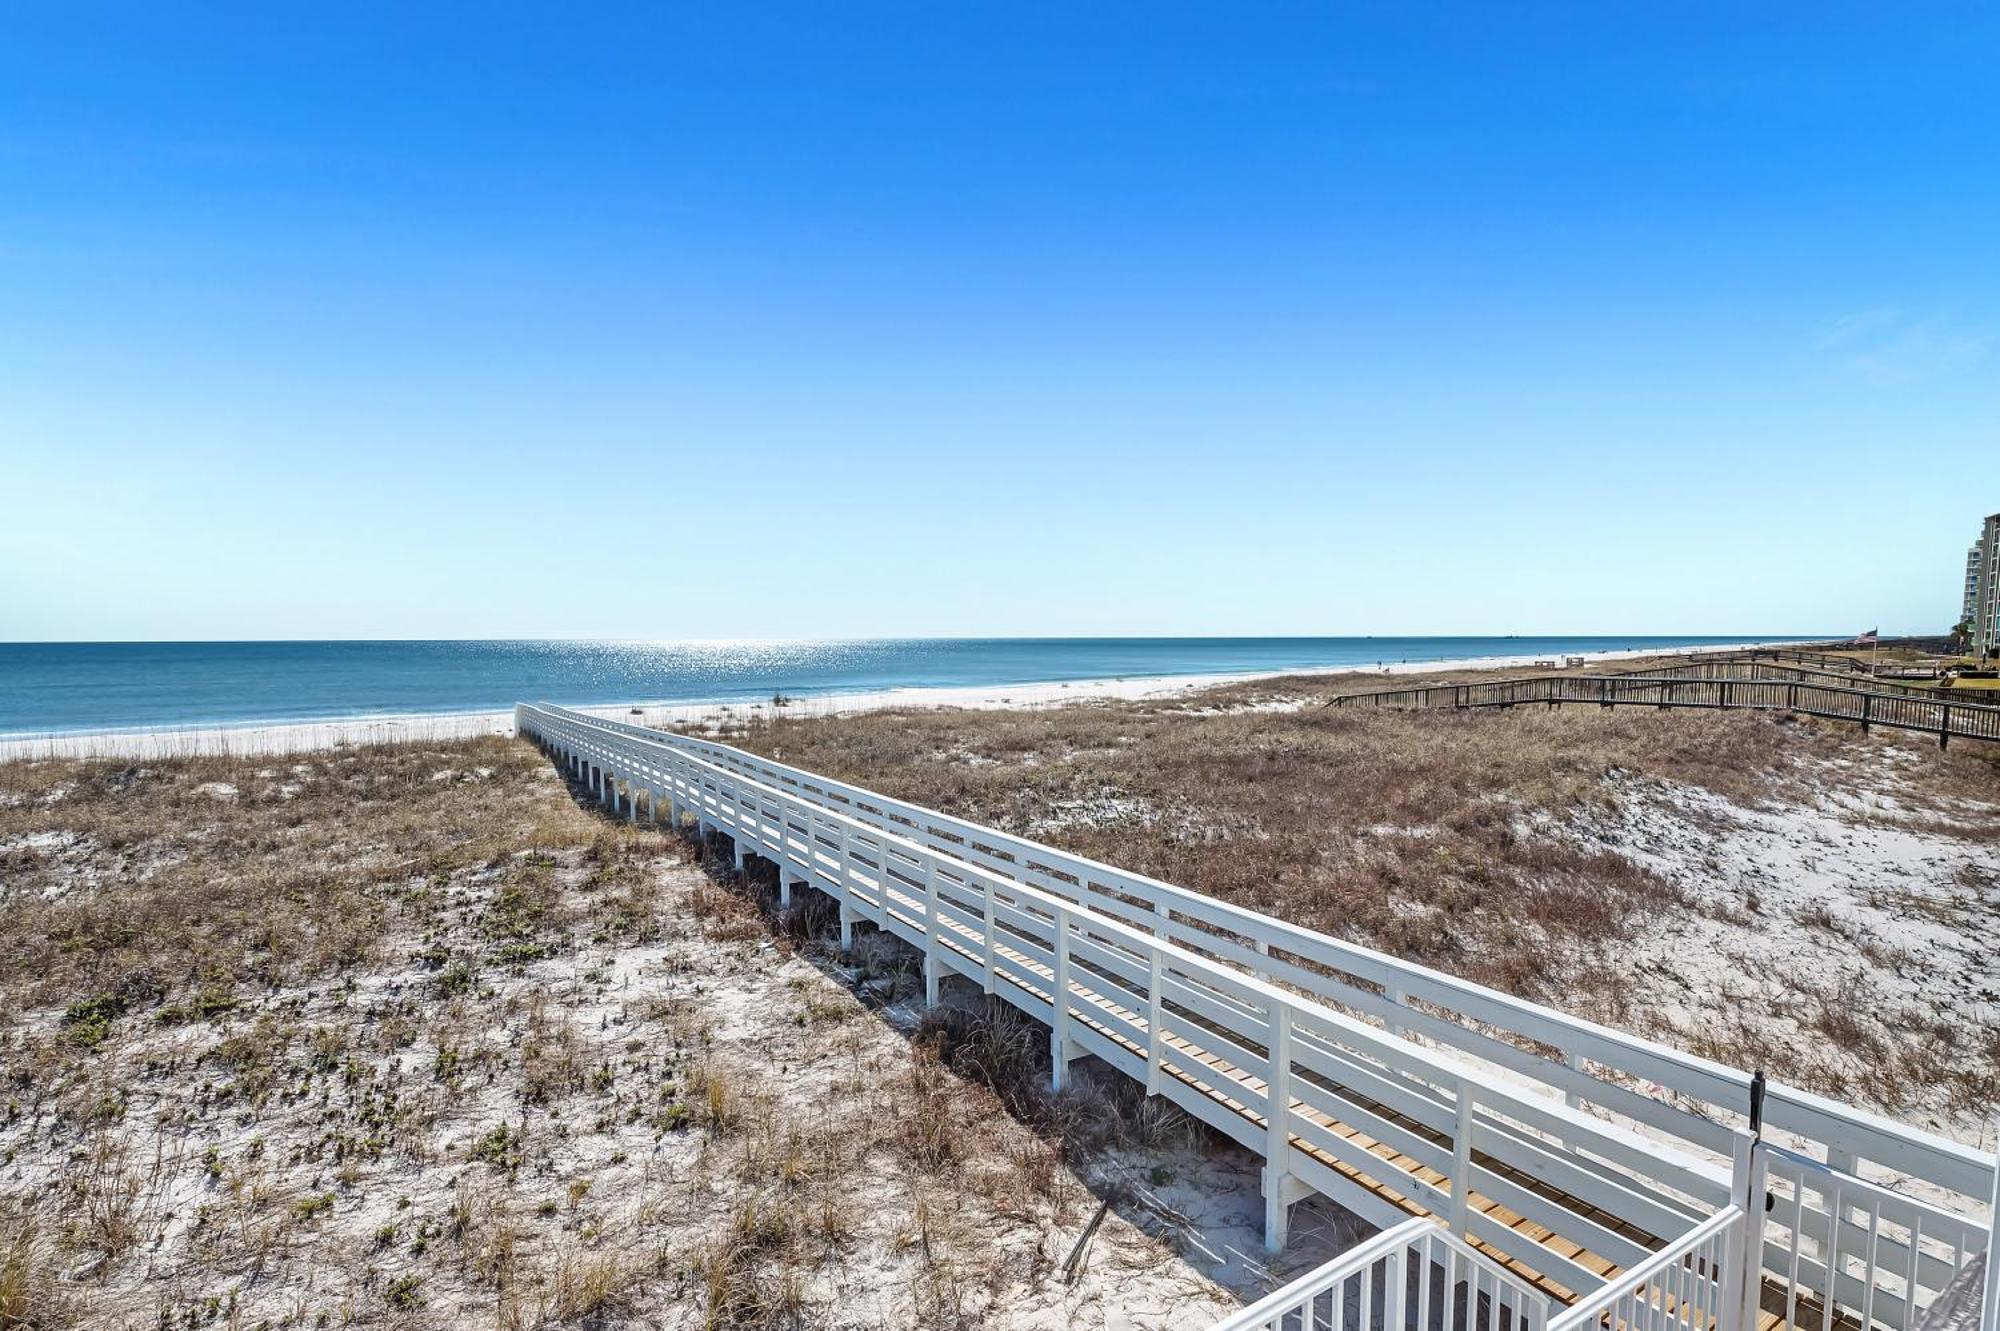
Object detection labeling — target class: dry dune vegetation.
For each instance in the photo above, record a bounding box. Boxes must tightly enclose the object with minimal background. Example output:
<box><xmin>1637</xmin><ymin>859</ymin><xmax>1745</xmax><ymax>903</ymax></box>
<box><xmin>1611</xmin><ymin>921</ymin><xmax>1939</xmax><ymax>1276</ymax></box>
<box><xmin>0</xmin><ymin>740</ymin><xmax>1263</xmax><ymax>1330</ymax></box>
<box><xmin>4</xmin><ymin>666</ymin><xmax>1998</xmax><ymax>1327</ymax></box>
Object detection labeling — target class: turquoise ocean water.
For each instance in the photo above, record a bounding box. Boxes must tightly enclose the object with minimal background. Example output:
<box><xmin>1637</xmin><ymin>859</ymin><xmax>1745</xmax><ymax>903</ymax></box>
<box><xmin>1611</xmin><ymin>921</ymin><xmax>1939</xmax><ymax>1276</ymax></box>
<box><xmin>0</xmin><ymin>637</ymin><xmax>1816</xmax><ymax>737</ymax></box>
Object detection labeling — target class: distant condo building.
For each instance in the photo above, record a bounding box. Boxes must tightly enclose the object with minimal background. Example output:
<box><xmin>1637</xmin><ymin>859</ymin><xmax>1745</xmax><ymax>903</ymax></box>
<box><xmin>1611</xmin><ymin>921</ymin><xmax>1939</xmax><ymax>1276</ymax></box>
<box><xmin>1971</xmin><ymin>513</ymin><xmax>2000</xmax><ymax>661</ymax></box>
<box><xmin>1965</xmin><ymin>539</ymin><xmax>1983</xmax><ymax>625</ymax></box>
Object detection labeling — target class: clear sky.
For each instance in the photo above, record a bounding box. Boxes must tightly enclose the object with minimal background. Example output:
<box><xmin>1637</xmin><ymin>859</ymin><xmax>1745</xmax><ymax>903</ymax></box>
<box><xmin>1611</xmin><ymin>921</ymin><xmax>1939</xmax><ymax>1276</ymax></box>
<box><xmin>2</xmin><ymin>4</ymin><xmax>1995</xmax><ymax>641</ymax></box>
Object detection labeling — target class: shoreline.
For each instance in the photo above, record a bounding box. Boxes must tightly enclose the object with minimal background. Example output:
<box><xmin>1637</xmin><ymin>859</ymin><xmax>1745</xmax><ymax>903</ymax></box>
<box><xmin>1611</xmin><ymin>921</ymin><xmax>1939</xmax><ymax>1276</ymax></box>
<box><xmin>0</xmin><ymin>638</ymin><xmax>1823</xmax><ymax>761</ymax></box>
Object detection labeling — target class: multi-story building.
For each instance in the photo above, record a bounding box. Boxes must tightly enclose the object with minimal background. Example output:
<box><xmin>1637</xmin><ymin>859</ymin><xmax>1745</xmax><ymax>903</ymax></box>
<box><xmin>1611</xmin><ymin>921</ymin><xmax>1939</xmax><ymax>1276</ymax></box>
<box><xmin>1965</xmin><ymin>539</ymin><xmax>1984</xmax><ymax>627</ymax></box>
<box><xmin>1973</xmin><ymin>514</ymin><xmax>2000</xmax><ymax>662</ymax></box>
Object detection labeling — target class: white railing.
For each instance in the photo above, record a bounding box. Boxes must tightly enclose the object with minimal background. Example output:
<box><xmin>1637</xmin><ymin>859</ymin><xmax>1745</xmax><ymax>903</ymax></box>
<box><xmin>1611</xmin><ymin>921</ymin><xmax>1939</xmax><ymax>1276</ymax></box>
<box><xmin>516</xmin><ymin>703</ymin><xmax>1998</xmax><ymax>1331</ymax></box>
<box><xmin>1549</xmin><ymin>1204</ymin><xmax>1749</xmax><ymax>1331</ymax></box>
<box><xmin>1758</xmin><ymin>1142</ymin><xmax>1995</xmax><ymax>1331</ymax></box>
<box><xmin>1228</xmin><ymin>1134</ymin><xmax>2000</xmax><ymax>1331</ymax></box>
<box><xmin>562</xmin><ymin>710</ymin><xmax>1992</xmax><ymax>1219</ymax></box>
<box><xmin>1212</xmin><ymin>1216</ymin><xmax>1554</xmax><ymax>1331</ymax></box>
<box><xmin>518</xmin><ymin>703</ymin><xmax>1722</xmax><ymax>1287</ymax></box>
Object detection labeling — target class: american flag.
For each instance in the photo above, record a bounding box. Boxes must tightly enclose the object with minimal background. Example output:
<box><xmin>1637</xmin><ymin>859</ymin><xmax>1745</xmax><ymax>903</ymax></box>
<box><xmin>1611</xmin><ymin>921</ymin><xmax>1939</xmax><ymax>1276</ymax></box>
<box><xmin>1853</xmin><ymin>627</ymin><xmax>1878</xmax><ymax>645</ymax></box>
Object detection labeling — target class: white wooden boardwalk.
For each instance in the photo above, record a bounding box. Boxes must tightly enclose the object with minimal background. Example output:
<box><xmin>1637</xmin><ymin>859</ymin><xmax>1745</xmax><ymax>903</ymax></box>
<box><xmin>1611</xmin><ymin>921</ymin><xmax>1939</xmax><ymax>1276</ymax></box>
<box><xmin>516</xmin><ymin>703</ymin><xmax>1998</xmax><ymax>1331</ymax></box>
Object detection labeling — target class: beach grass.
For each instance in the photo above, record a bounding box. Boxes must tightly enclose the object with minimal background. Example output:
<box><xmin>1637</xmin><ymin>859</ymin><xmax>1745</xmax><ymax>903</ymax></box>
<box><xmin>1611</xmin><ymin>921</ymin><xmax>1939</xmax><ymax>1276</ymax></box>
<box><xmin>0</xmin><ymin>739</ymin><xmax>1252</xmax><ymax>1328</ymax></box>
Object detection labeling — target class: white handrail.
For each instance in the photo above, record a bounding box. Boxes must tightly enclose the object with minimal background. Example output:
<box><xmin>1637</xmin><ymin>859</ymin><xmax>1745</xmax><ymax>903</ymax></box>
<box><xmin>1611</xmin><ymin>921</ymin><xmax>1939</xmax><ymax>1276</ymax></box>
<box><xmin>519</xmin><ymin>704</ymin><xmax>1745</xmax><ymax>1287</ymax></box>
<box><xmin>565</xmin><ymin>709</ymin><xmax>1988</xmax><ymax>1209</ymax></box>
<box><xmin>1210</xmin><ymin>1216</ymin><xmax>1554</xmax><ymax>1331</ymax></box>
<box><xmin>1758</xmin><ymin>1141</ymin><xmax>1995</xmax><ymax>1331</ymax></box>
<box><xmin>1548</xmin><ymin>1205</ymin><xmax>1746</xmax><ymax>1331</ymax></box>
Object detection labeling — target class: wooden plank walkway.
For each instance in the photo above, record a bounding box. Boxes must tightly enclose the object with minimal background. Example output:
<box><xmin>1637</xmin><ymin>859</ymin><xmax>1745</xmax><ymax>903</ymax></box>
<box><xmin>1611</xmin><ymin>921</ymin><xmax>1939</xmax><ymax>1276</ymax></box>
<box><xmin>892</xmin><ymin>870</ymin><xmax>1632</xmax><ymax>1302</ymax></box>
<box><xmin>833</xmin><ymin>853</ymin><xmax>1865</xmax><ymax>1331</ymax></box>
<box><xmin>838</xmin><ymin>845</ymin><xmax>1864</xmax><ymax>1331</ymax></box>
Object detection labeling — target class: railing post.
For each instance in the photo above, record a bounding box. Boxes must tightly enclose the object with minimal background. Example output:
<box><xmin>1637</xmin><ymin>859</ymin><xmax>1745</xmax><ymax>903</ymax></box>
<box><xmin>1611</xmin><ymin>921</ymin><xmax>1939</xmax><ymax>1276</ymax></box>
<box><xmin>923</xmin><ymin>858</ymin><xmax>941</xmax><ymax>1006</ymax></box>
<box><xmin>982</xmin><ymin>875</ymin><xmax>997</xmax><ymax>995</ymax></box>
<box><xmin>1981</xmin><ymin>1111</ymin><xmax>2000</xmax><ymax>1331</ymax></box>
<box><xmin>1263</xmin><ymin>1002</ymin><xmax>1295</xmax><ymax>1253</ymax></box>
<box><xmin>833</xmin><ymin>817</ymin><xmax>855</xmax><ymax>951</ymax></box>
<box><xmin>1266</xmin><ymin>1002</ymin><xmax>1292</xmax><ymax>1170</ymax></box>
<box><xmin>874</xmin><ymin>837</ymin><xmax>890</xmax><ymax>927</ymax></box>
<box><xmin>730</xmin><ymin>786</ymin><xmax>746</xmax><ymax>868</ymax></box>
<box><xmin>1050</xmin><ymin>907</ymin><xmax>1073</xmax><ymax>1093</ymax></box>
<box><xmin>835</xmin><ymin>822</ymin><xmax>851</xmax><ymax>906</ymax></box>
<box><xmin>1146</xmin><ymin>946</ymin><xmax>1165</xmax><ymax>1096</ymax></box>
<box><xmin>1730</xmin><ymin>1130</ymin><xmax>1767</xmax><ymax>1331</ymax></box>
<box><xmin>1449</xmin><ymin>1085</ymin><xmax>1476</xmax><ymax>1237</ymax></box>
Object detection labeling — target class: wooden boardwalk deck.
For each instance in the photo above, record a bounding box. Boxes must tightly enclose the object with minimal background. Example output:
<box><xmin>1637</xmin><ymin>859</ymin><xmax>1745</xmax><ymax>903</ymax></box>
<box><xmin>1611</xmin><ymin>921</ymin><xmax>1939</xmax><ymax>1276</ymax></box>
<box><xmin>907</xmin><ymin>878</ymin><xmax>1631</xmax><ymax>1302</ymax></box>
<box><xmin>863</xmin><ymin>856</ymin><xmax>1863</xmax><ymax>1331</ymax></box>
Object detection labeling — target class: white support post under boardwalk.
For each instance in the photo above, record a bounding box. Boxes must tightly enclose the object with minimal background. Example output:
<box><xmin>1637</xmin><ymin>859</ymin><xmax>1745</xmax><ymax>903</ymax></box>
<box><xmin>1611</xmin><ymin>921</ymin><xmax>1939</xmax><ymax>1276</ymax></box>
<box><xmin>1262</xmin><ymin>1003</ymin><xmax>1295</xmax><ymax>1252</ymax></box>
<box><xmin>1049</xmin><ymin>907</ymin><xmax>1073</xmax><ymax>1092</ymax></box>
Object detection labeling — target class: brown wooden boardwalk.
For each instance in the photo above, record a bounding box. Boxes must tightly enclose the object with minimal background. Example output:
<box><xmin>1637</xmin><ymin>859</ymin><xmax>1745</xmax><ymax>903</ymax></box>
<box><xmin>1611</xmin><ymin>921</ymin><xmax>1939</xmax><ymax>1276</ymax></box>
<box><xmin>1325</xmin><ymin>671</ymin><xmax>2000</xmax><ymax>748</ymax></box>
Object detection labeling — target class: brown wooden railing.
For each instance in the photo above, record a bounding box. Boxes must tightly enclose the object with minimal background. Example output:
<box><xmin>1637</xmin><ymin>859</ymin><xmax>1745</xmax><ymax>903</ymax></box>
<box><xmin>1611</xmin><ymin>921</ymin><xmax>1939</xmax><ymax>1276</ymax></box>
<box><xmin>1325</xmin><ymin>673</ymin><xmax>2000</xmax><ymax>748</ymax></box>
<box><xmin>1597</xmin><ymin>657</ymin><xmax>1947</xmax><ymax>698</ymax></box>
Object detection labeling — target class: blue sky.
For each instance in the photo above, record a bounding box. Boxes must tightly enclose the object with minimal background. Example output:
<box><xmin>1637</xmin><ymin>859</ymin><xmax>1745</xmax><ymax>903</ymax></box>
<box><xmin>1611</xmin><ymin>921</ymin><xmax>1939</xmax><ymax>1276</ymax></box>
<box><xmin>2</xmin><ymin>4</ymin><xmax>1994</xmax><ymax>640</ymax></box>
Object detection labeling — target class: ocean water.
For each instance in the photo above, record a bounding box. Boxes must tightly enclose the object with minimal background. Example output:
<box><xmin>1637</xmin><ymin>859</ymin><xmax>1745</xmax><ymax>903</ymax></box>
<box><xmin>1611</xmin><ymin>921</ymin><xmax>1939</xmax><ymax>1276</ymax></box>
<box><xmin>0</xmin><ymin>637</ymin><xmax>1812</xmax><ymax>737</ymax></box>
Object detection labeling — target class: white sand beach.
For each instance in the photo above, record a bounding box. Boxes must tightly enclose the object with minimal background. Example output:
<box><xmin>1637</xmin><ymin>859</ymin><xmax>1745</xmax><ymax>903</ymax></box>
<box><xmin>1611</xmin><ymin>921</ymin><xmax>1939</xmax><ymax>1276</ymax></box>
<box><xmin>0</xmin><ymin>639</ymin><xmax>1817</xmax><ymax>762</ymax></box>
